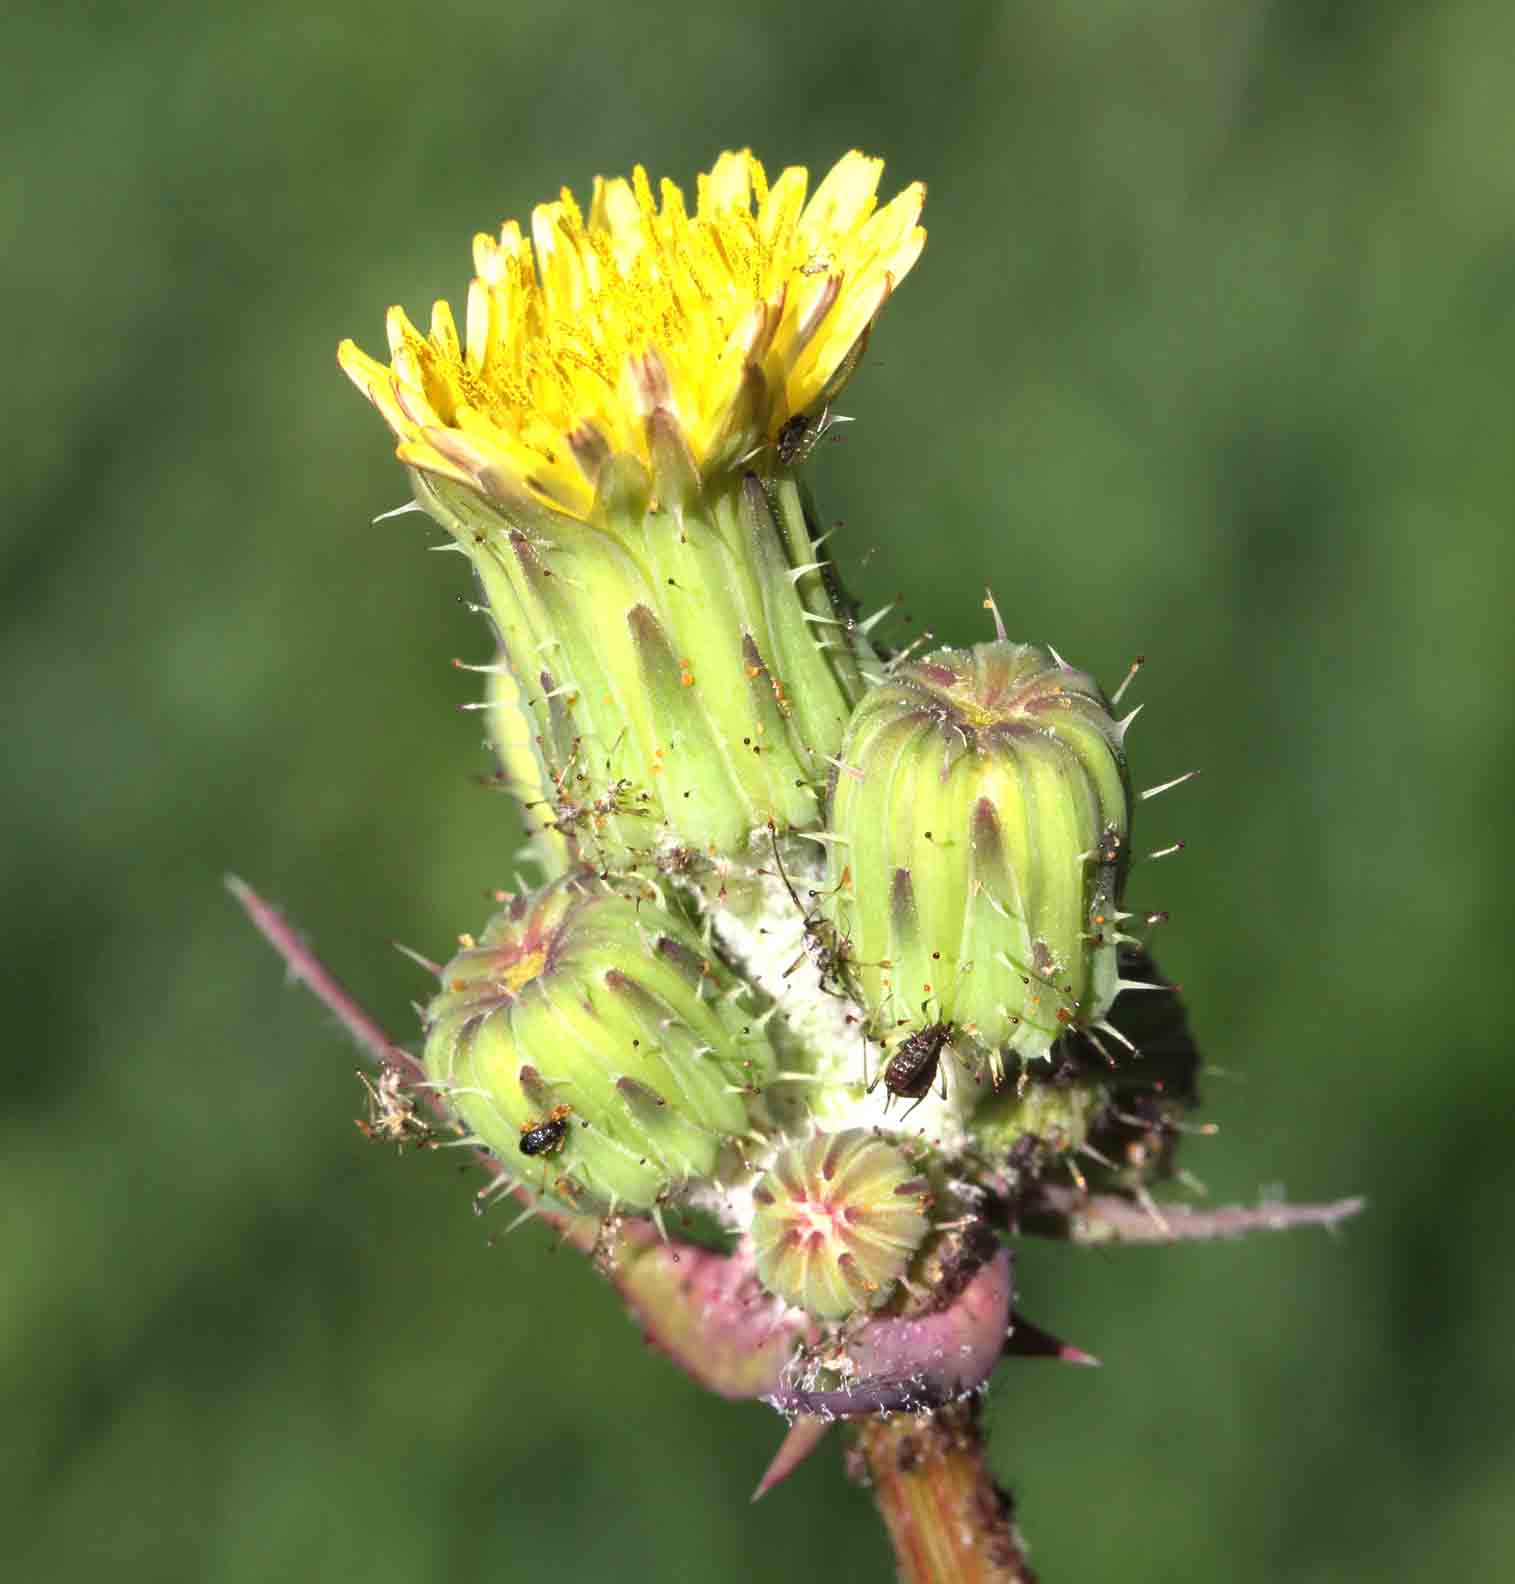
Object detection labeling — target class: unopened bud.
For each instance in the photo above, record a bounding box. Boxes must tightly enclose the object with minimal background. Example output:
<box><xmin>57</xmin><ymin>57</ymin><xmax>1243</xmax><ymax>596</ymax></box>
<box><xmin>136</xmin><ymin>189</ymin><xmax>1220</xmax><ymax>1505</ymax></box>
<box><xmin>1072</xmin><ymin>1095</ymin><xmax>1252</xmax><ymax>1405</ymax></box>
<box><xmin>825</xmin><ymin>641</ymin><xmax>1130</xmax><ymax>1075</ymax></box>
<box><xmin>750</xmin><ymin>1129</ymin><xmax>932</xmax><ymax>1320</ymax></box>
<box><xmin>424</xmin><ymin>871</ymin><xmax>777</xmax><ymax>1215</ymax></box>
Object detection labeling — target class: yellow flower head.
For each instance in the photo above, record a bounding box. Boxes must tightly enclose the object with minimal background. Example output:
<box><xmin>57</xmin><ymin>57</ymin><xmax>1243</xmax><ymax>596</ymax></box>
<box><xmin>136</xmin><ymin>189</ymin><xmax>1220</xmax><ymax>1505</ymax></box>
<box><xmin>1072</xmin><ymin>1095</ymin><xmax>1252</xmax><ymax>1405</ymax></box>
<box><xmin>338</xmin><ymin>150</ymin><xmax>925</xmax><ymax>523</ymax></box>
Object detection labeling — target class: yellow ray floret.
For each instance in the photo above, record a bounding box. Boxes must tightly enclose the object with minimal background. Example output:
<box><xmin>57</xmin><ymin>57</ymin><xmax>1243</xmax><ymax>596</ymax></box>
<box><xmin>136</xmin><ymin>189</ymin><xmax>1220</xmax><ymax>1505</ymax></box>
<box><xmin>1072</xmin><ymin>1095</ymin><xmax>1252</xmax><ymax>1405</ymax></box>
<box><xmin>339</xmin><ymin>150</ymin><xmax>925</xmax><ymax>522</ymax></box>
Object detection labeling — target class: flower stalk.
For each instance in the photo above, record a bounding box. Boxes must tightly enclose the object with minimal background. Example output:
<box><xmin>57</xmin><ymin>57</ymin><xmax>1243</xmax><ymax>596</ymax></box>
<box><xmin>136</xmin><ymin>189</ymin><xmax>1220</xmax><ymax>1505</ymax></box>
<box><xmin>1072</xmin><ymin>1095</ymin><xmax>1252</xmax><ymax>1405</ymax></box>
<box><xmin>851</xmin><ymin>1400</ymin><xmax>1038</xmax><ymax>1584</ymax></box>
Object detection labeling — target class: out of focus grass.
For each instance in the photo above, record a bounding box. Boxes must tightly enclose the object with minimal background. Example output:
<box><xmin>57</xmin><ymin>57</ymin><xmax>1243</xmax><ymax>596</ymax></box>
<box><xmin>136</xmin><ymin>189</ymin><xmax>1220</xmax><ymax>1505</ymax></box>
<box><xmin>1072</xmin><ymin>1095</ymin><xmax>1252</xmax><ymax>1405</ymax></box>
<box><xmin>4</xmin><ymin>2</ymin><xmax>1512</xmax><ymax>1578</ymax></box>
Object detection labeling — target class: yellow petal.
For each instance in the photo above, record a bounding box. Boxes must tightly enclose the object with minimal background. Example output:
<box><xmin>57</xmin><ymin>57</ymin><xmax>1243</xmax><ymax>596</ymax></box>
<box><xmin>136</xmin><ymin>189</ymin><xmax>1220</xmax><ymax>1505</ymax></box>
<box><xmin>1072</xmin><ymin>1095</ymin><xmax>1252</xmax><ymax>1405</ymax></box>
<box><xmin>338</xmin><ymin>149</ymin><xmax>926</xmax><ymax>523</ymax></box>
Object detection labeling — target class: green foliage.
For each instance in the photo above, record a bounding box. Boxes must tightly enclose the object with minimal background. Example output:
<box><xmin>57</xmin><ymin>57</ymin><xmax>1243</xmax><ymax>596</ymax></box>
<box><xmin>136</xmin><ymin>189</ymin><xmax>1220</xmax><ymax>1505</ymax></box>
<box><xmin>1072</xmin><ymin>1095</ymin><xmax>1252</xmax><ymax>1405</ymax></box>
<box><xmin>4</xmin><ymin>0</ymin><xmax>1513</xmax><ymax>1578</ymax></box>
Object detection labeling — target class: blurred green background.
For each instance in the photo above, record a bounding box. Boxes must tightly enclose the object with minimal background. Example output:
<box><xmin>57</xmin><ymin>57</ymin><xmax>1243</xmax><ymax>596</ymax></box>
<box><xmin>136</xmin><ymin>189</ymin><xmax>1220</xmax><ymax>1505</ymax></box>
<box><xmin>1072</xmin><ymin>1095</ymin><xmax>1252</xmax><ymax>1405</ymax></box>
<box><xmin>5</xmin><ymin>0</ymin><xmax>1512</xmax><ymax>1578</ymax></box>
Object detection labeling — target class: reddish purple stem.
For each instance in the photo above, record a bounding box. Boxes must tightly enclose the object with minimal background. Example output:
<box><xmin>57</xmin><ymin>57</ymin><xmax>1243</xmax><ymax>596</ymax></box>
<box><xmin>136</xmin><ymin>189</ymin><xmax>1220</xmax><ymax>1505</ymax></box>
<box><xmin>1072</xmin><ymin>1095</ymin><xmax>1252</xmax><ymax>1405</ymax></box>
<box><xmin>226</xmin><ymin>875</ymin><xmax>428</xmax><ymax>1087</ymax></box>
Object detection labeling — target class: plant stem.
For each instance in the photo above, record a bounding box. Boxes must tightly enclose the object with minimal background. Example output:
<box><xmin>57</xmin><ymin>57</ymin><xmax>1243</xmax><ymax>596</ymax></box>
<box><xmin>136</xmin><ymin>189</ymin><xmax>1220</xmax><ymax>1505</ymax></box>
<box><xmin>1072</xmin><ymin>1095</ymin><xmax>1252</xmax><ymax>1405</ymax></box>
<box><xmin>1020</xmin><ymin>1185</ymin><xmax>1367</xmax><ymax>1245</ymax></box>
<box><xmin>224</xmin><ymin>874</ymin><xmax>425</xmax><ymax>1085</ymax></box>
<box><xmin>851</xmin><ymin>1399</ymin><xmax>1038</xmax><ymax>1584</ymax></box>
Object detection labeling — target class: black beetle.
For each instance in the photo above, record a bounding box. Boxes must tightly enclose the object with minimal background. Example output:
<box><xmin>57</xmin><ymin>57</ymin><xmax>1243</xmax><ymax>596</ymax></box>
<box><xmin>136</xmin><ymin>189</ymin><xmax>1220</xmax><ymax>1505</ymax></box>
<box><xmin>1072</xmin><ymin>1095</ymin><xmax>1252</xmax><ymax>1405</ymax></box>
<box><xmin>518</xmin><ymin>1104</ymin><xmax>572</xmax><ymax>1157</ymax></box>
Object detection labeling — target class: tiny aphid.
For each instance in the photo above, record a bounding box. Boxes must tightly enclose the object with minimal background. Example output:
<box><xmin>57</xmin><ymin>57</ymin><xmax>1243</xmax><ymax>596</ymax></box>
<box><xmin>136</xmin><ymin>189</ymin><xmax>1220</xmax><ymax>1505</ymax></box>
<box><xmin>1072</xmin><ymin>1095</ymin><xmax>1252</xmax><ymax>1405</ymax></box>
<box><xmin>766</xmin><ymin>821</ymin><xmax>849</xmax><ymax>995</ymax></box>
<box><xmin>870</xmin><ymin>1022</ymin><xmax>953</xmax><ymax>1119</ymax></box>
<box><xmin>519</xmin><ymin>1104</ymin><xmax>572</xmax><ymax>1157</ymax></box>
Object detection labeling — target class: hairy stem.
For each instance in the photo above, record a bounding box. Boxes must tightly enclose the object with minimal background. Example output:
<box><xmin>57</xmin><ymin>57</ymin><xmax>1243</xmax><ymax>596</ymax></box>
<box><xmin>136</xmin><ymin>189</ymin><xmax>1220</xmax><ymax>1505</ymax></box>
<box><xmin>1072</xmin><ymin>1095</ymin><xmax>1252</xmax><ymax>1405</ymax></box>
<box><xmin>851</xmin><ymin>1399</ymin><xmax>1037</xmax><ymax>1584</ymax></box>
<box><xmin>1019</xmin><ymin>1185</ymin><xmax>1367</xmax><ymax>1245</ymax></box>
<box><xmin>225</xmin><ymin>874</ymin><xmax>426</xmax><ymax>1086</ymax></box>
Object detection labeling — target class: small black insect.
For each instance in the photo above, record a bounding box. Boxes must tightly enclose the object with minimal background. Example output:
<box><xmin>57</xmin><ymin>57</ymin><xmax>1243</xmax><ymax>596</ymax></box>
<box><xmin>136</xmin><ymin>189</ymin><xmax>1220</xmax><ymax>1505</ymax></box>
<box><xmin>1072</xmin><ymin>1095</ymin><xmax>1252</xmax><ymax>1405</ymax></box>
<box><xmin>775</xmin><ymin>411</ymin><xmax>813</xmax><ymax>466</ymax></box>
<box><xmin>870</xmin><ymin>1022</ymin><xmax>953</xmax><ymax>1119</ymax></box>
<box><xmin>777</xmin><ymin>404</ymin><xmax>851</xmax><ymax>466</ymax></box>
<box><xmin>518</xmin><ymin>1104</ymin><xmax>572</xmax><ymax>1157</ymax></box>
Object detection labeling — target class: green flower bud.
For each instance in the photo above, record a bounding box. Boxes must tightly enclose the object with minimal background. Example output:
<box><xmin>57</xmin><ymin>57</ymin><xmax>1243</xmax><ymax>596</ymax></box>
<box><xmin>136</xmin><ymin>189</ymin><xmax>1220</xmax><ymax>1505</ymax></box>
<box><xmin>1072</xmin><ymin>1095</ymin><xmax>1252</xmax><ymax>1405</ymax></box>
<box><xmin>824</xmin><ymin>640</ymin><xmax>1131</xmax><ymax>1076</ymax></box>
<box><xmin>749</xmin><ymin>1129</ymin><xmax>933</xmax><ymax>1320</ymax></box>
<box><xmin>424</xmin><ymin>870</ymin><xmax>778</xmax><ymax>1216</ymax></box>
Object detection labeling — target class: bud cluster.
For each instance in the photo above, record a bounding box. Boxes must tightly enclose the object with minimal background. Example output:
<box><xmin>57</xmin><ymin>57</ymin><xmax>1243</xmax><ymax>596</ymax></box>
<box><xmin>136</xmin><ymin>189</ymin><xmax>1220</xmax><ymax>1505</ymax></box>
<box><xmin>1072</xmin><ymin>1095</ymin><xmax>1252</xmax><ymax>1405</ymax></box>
<box><xmin>341</xmin><ymin>151</ymin><xmax>1198</xmax><ymax>1334</ymax></box>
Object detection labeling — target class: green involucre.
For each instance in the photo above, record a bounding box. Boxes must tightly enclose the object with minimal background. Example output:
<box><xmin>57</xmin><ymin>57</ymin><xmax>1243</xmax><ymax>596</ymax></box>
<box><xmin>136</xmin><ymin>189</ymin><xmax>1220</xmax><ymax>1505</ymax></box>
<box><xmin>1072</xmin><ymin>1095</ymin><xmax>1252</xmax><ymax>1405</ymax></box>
<box><xmin>414</xmin><ymin>448</ymin><xmax>871</xmax><ymax>864</ymax></box>
<box><xmin>749</xmin><ymin>1129</ymin><xmax>933</xmax><ymax>1320</ymax></box>
<box><xmin>423</xmin><ymin>870</ymin><xmax>778</xmax><ymax>1216</ymax></box>
<box><xmin>824</xmin><ymin>641</ymin><xmax>1131</xmax><ymax>1074</ymax></box>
